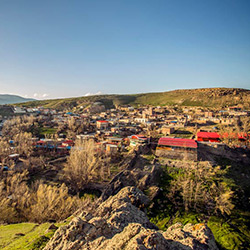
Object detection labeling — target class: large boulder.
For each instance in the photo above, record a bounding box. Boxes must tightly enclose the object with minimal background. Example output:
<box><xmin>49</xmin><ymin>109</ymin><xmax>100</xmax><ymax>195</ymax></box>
<box><xmin>44</xmin><ymin>186</ymin><xmax>218</xmax><ymax>250</ymax></box>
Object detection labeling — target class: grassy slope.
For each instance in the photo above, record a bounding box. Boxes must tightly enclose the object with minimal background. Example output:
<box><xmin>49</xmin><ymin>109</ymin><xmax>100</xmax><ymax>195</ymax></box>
<box><xmin>16</xmin><ymin>88</ymin><xmax>250</xmax><ymax>110</ymax></box>
<box><xmin>0</xmin><ymin>221</ymin><xmax>68</xmax><ymax>250</ymax></box>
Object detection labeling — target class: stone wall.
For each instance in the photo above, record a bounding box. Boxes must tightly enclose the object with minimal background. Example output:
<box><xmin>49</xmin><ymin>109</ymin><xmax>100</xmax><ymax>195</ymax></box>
<box><xmin>156</xmin><ymin>147</ymin><xmax>198</xmax><ymax>161</ymax></box>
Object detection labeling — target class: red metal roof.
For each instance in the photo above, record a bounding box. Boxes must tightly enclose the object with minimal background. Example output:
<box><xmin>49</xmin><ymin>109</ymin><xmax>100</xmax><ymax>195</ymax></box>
<box><xmin>158</xmin><ymin>137</ymin><xmax>197</xmax><ymax>148</ymax></box>
<box><xmin>136</xmin><ymin>134</ymin><xmax>146</xmax><ymax>138</ymax></box>
<box><xmin>221</xmin><ymin>132</ymin><xmax>249</xmax><ymax>139</ymax></box>
<box><xmin>37</xmin><ymin>140</ymin><xmax>45</xmax><ymax>144</ymax></box>
<box><xmin>198</xmin><ymin>131</ymin><xmax>249</xmax><ymax>141</ymax></box>
<box><xmin>97</xmin><ymin>120</ymin><xmax>108</xmax><ymax>123</ymax></box>
<box><xmin>63</xmin><ymin>140</ymin><xmax>74</xmax><ymax>144</ymax></box>
<box><xmin>131</xmin><ymin>135</ymin><xmax>148</xmax><ymax>140</ymax></box>
<box><xmin>197</xmin><ymin>132</ymin><xmax>220</xmax><ymax>139</ymax></box>
<box><xmin>238</xmin><ymin>132</ymin><xmax>248</xmax><ymax>140</ymax></box>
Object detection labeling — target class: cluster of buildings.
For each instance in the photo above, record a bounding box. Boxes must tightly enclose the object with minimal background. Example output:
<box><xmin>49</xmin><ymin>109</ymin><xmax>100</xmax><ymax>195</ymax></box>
<box><xmin>1</xmin><ymin>103</ymin><xmax>249</xmax><ymax>163</ymax></box>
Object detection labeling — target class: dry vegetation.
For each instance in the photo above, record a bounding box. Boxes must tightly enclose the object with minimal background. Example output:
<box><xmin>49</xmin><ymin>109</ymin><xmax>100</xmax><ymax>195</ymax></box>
<box><xmin>167</xmin><ymin>164</ymin><xmax>234</xmax><ymax>216</ymax></box>
<box><xmin>0</xmin><ymin>170</ymin><xmax>82</xmax><ymax>224</ymax></box>
<box><xmin>63</xmin><ymin>139</ymin><xmax>110</xmax><ymax>192</ymax></box>
<box><xmin>0</xmin><ymin>116</ymin><xmax>109</xmax><ymax>224</ymax></box>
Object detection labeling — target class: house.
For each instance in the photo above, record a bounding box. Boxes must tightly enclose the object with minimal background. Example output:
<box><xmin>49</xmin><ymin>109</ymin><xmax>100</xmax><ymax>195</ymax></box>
<box><xmin>13</xmin><ymin>107</ymin><xmax>26</xmax><ymax>114</ymax></box>
<box><xmin>134</xmin><ymin>118</ymin><xmax>148</xmax><ymax>123</ymax></box>
<box><xmin>197</xmin><ymin>131</ymin><xmax>249</xmax><ymax>147</ymax></box>
<box><xmin>228</xmin><ymin>106</ymin><xmax>241</xmax><ymax>112</ymax></box>
<box><xmin>156</xmin><ymin>137</ymin><xmax>198</xmax><ymax>161</ymax></box>
<box><xmin>205</xmin><ymin>111</ymin><xmax>214</xmax><ymax>118</ymax></box>
<box><xmin>62</xmin><ymin>140</ymin><xmax>74</xmax><ymax>148</ymax></box>
<box><xmin>221</xmin><ymin>132</ymin><xmax>250</xmax><ymax>147</ymax></box>
<box><xmin>129</xmin><ymin>134</ymin><xmax>149</xmax><ymax>146</ymax></box>
<box><xmin>160</xmin><ymin>126</ymin><xmax>175</xmax><ymax>135</ymax></box>
<box><xmin>8</xmin><ymin>153</ymin><xmax>20</xmax><ymax>162</ymax></box>
<box><xmin>106</xmin><ymin>137</ymin><xmax>123</xmax><ymax>145</ymax></box>
<box><xmin>106</xmin><ymin>144</ymin><xmax>118</xmax><ymax>155</ymax></box>
<box><xmin>197</xmin><ymin>132</ymin><xmax>220</xmax><ymax>143</ymax></box>
<box><xmin>96</xmin><ymin>120</ymin><xmax>109</xmax><ymax>130</ymax></box>
<box><xmin>131</xmin><ymin>134</ymin><xmax>148</xmax><ymax>142</ymax></box>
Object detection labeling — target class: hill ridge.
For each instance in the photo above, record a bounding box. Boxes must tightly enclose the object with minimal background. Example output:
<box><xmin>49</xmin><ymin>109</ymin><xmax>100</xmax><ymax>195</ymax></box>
<box><xmin>16</xmin><ymin>87</ymin><xmax>250</xmax><ymax>110</ymax></box>
<box><xmin>0</xmin><ymin>94</ymin><xmax>35</xmax><ymax>105</ymax></box>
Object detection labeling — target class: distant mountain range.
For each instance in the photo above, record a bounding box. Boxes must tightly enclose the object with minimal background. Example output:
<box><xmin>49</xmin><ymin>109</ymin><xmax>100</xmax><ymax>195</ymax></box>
<box><xmin>16</xmin><ymin>87</ymin><xmax>250</xmax><ymax>110</ymax></box>
<box><xmin>0</xmin><ymin>94</ymin><xmax>35</xmax><ymax>105</ymax></box>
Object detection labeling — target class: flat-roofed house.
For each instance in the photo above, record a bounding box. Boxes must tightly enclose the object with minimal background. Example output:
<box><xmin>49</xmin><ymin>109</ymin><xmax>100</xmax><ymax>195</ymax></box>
<box><xmin>161</xmin><ymin>126</ymin><xmax>175</xmax><ymax>135</ymax></box>
<box><xmin>96</xmin><ymin>120</ymin><xmax>109</xmax><ymax>130</ymax></box>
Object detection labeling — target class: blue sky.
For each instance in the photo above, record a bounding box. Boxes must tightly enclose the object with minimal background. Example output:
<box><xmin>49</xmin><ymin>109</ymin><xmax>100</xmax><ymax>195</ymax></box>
<box><xmin>0</xmin><ymin>0</ymin><xmax>250</xmax><ymax>99</ymax></box>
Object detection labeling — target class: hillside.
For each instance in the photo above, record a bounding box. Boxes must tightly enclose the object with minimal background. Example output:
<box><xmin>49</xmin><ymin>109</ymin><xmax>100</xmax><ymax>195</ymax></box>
<box><xmin>0</xmin><ymin>188</ymin><xmax>218</xmax><ymax>250</ymax></box>
<box><xmin>17</xmin><ymin>88</ymin><xmax>250</xmax><ymax>110</ymax></box>
<box><xmin>0</xmin><ymin>94</ymin><xmax>35</xmax><ymax>105</ymax></box>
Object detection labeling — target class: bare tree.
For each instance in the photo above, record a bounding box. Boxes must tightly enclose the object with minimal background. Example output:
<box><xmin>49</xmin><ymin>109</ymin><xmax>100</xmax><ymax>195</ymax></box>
<box><xmin>63</xmin><ymin>139</ymin><xmax>109</xmax><ymax>192</ymax></box>
<box><xmin>14</xmin><ymin>132</ymin><xmax>33</xmax><ymax>158</ymax></box>
<box><xmin>167</xmin><ymin>163</ymin><xmax>234</xmax><ymax>216</ymax></box>
<box><xmin>2</xmin><ymin>115</ymin><xmax>36</xmax><ymax>138</ymax></box>
<box><xmin>0</xmin><ymin>139</ymin><xmax>12</xmax><ymax>166</ymax></box>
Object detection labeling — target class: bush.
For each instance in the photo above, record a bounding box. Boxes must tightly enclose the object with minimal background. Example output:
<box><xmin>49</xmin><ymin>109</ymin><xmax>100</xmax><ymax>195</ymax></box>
<box><xmin>63</xmin><ymin>139</ymin><xmax>109</xmax><ymax>192</ymax></box>
<box><xmin>0</xmin><ymin>171</ymin><xmax>83</xmax><ymax>223</ymax></box>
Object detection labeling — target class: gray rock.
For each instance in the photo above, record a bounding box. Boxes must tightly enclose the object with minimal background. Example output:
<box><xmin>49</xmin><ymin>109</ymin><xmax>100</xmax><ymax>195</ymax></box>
<box><xmin>44</xmin><ymin>186</ymin><xmax>218</xmax><ymax>250</ymax></box>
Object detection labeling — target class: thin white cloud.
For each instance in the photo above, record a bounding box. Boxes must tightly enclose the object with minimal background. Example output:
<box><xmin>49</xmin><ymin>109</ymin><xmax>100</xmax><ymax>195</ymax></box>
<box><xmin>84</xmin><ymin>91</ymin><xmax>102</xmax><ymax>96</ymax></box>
<box><xmin>31</xmin><ymin>93</ymin><xmax>50</xmax><ymax>99</ymax></box>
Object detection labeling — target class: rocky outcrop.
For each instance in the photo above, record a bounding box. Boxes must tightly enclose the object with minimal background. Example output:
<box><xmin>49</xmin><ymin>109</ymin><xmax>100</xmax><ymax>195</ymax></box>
<box><xmin>44</xmin><ymin>186</ymin><xmax>218</xmax><ymax>250</ymax></box>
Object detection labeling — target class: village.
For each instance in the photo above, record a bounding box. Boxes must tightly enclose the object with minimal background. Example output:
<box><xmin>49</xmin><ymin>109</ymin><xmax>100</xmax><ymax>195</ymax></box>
<box><xmin>1</xmin><ymin>0</ymin><xmax>250</xmax><ymax>247</ymax></box>
<box><xmin>0</xmin><ymin>102</ymin><xmax>249</xmax><ymax>171</ymax></box>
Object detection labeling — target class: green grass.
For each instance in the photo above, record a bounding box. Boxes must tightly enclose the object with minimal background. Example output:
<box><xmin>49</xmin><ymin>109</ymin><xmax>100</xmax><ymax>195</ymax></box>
<box><xmin>149</xmin><ymin>211</ymin><xmax>250</xmax><ymax>250</ymax></box>
<box><xmin>208</xmin><ymin>216</ymin><xmax>250</xmax><ymax>250</ymax></box>
<box><xmin>38</xmin><ymin>127</ymin><xmax>57</xmax><ymax>135</ymax></box>
<box><xmin>0</xmin><ymin>221</ymin><xmax>69</xmax><ymax>250</ymax></box>
<box><xmin>141</xmin><ymin>154</ymin><xmax>155</xmax><ymax>161</ymax></box>
<box><xmin>173</xmin><ymin>133</ymin><xmax>193</xmax><ymax>139</ymax></box>
<box><xmin>0</xmin><ymin>223</ymin><xmax>49</xmax><ymax>250</ymax></box>
<box><xmin>0</xmin><ymin>223</ymin><xmax>37</xmax><ymax>249</ymax></box>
